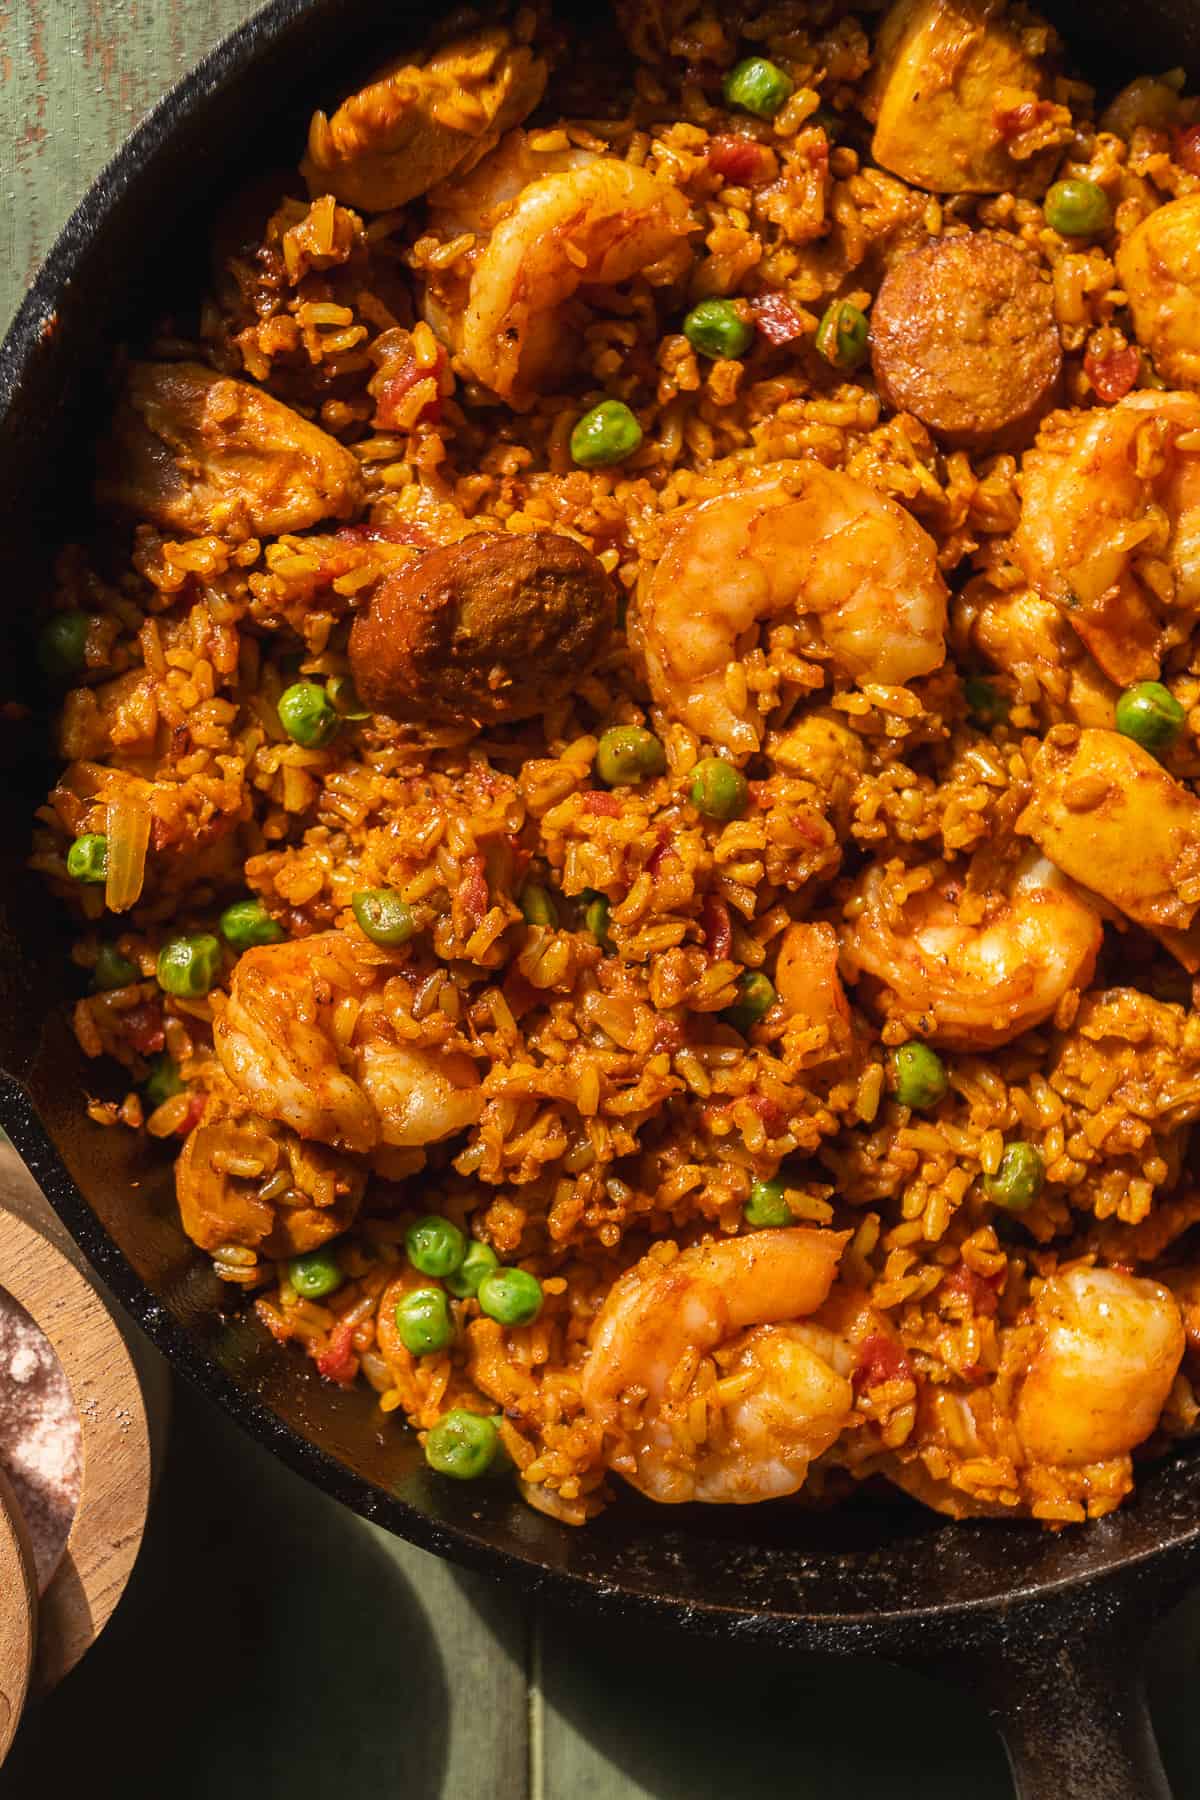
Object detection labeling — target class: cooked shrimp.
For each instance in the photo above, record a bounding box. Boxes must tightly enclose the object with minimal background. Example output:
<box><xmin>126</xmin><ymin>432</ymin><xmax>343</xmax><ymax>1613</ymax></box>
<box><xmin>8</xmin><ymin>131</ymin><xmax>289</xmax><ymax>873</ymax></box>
<box><xmin>1015</xmin><ymin>390</ymin><xmax>1200</xmax><ymax>686</ymax></box>
<box><xmin>213</xmin><ymin>934</ymin><xmax>481</xmax><ymax>1154</ymax></box>
<box><xmin>1115</xmin><ymin>195</ymin><xmax>1200</xmax><ymax>391</ymax></box>
<box><xmin>426</xmin><ymin>128</ymin><xmax>592</xmax><ymax>234</ymax></box>
<box><xmin>841</xmin><ymin>848</ymin><xmax>1103</xmax><ymax>1048</ymax></box>
<box><xmin>214</xmin><ymin>935</ymin><xmax>379</xmax><ymax>1154</ymax></box>
<box><xmin>775</xmin><ymin>922</ymin><xmax>853</xmax><ymax>1052</ymax></box>
<box><xmin>639</xmin><ymin>467</ymin><xmax>949</xmax><ymax>753</ymax></box>
<box><xmin>456</xmin><ymin>157</ymin><xmax>694</xmax><ymax>406</ymax></box>
<box><xmin>581</xmin><ymin>1228</ymin><xmax>852</xmax><ymax>1503</ymax></box>
<box><xmin>886</xmin><ymin>1265</ymin><xmax>1185</xmax><ymax>1519</ymax></box>
<box><xmin>357</xmin><ymin>1036</ymin><xmax>482</xmax><ymax>1147</ymax></box>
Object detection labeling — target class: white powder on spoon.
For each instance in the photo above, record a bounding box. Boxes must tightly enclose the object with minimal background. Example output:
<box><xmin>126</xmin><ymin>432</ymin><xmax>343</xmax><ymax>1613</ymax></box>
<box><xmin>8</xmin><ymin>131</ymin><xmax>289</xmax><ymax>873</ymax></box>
<box><xmin>0</xmin><ymin>1286</ymin><xmax>82</xmax><ymax>1590</ymax></box>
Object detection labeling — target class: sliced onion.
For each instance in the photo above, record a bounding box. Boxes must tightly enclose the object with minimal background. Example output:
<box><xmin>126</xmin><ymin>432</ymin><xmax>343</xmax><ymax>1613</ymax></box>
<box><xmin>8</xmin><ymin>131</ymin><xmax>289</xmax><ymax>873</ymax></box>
<box><xmin>104</xmin><ymin>787</ymin><xmax>151</xmax><ymax>913</ymax></box>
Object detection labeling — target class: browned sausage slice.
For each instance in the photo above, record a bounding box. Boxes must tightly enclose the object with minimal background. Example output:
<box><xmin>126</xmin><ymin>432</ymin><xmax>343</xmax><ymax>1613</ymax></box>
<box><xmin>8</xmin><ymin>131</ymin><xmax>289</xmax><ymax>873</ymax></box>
<box><xmin>349</xmin><ymin>530</ymin><xmax>617</xmax><ymax>727</ymax></box>
<box><xmin>870</xmin><ymin>234</ymin><xmax>1061</xmax><ymax>449</ymax></box>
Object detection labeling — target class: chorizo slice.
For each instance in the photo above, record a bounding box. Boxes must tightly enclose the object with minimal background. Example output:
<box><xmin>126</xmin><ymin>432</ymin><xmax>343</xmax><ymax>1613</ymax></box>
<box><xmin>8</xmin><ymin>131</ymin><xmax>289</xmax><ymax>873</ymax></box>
<box><xmin>349</xmin><ymin>530</ymin><xmax>617</xmax><ymax>727</ymax></box>
<box><xmin>97</xmin><ymin>361</ymin><xmax>364</xmax><ymax>540</ymax></box>
<box><xmin>871</xmin><ymin>233</ymin><xmax>1061</xmax><ymax>448</ymax></box>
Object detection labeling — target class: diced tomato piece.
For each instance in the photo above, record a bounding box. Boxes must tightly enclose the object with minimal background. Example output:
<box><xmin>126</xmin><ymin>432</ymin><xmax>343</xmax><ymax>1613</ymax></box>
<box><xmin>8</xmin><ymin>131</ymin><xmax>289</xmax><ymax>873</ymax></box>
<box><xmin>1084</xmin><ymin>342</ymin><xmax>1140</xmax><ymax>403</ymax></box>
<box><xmin>375</xmin><ymin>346</ymin><xmax>446</xmax><ymax>428</ymax></box>
<box><xmin>176</xmin><ymin>1092</ymin><xmax>207</xmax><ymax>1138</ymax></box>
<box><xmin>651</xmin><ymin>1014</ymin><xmax>685</xmax><ymax>1054</ymax></box>
<box><xmin>315</xmin><ymin>1319</ymin><xmax>359</xmax><ymax>1386</ymax></box>
<box><xmin>1177</xmin><ymin>123</ymin><xmax>1200</xmax><ymax>176</ymax></box>
<box><xmin>940</xmin><ymin>1264</ymin><xmax>1003</xmax><ymax>1317</ymax></box>
<box><xmin>701</xmin><ymin>893</ymin><xmax>732</xmax><ymax>960</ymax></box>
<box><xmin>125</xmin><ymin>1002</ymin><xmax>165</xmax><ymax>1056</ymax></box>
<box><xmin>747</xmin><ymin>1092</ymin><xmax>785</xmax><ymax>1135</ymax></box>
<box><xmin>708</xmin><ymin>133</ymin><xmax>771</xmax><ymax>185</ymax></box>
<box><xmin>994</xmin><ymin>97</ymin><xmax>1054</xmax><ymax>140</ymax></box>
<box><xmin>459</xmin><ymin>853</ymin><xmax>489</xmax><ymax>926</ymax></box>
<box><xmin>647</xmin><ymin>834</ymin><xmax>676</xmax><ymax>879</ymax></box>
<box><xmin>853</xmin><ymin>1333</ymin><xmax>911</xmax><ymax>1391</ymax></box>
<box><xmin>751</xmin><ymin>294</ymin><xmax>806</xmax><ymax>347</ymax></box>
<box><xmin>790</xmin><ymin>810</ymin><xmax>826</xmax><ymax>846</ymax></box>
<box><xmin>582</xmin><ymin>790</ymin><xmax>621</xmax><ymax>816</ymax></box>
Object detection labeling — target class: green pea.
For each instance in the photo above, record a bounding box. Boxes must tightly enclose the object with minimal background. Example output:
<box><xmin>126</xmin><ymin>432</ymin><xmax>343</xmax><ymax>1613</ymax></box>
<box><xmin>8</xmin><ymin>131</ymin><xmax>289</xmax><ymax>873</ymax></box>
<box><xmin>569</xmin><ymin>400</ymin><xmax>643</xmax><ymax>468</ymax></box>
<box><xmin>1114</xmin><ymin>680</ymin><xmax>1185</xmax><ymax>757</ymax></box>
<box><xmin>289</xmin><ymin>1247</ymin><xmax>344</xmax><ymax>1300</ymax></box>
<box><xmin>395</xmin><ymin>1286</ymin><xmax>454</xmax><ymax>1356</ymax></box>
<box><xmin>1044</xmin><ymin>178</ymin><xmax>1111</xmax><ymax>237</ymax></box>
<box><xmin>277</xmin><ymin>680</ymin><xmax>340</xmax><ymax>748</ymax></box>
<box><xmin>66</xmin><ymin>833</ymin><xmax>108</xmax><ymax>884</ymax></box>
<box><xmin>352</xmin><ymin>889</ymin><xmax>417</xmax><ymax>946</ymax></box>
<box><xmin>477</xmin><ymin>1266</ymin><xmax>544</xmax><ymax>1327</ymax></box>
<box><xmin>406</xmin><ymin>1215</ymin><xmax>467</xmax><ymax>1279</ymax></box>
<box><xmin>583</xmin><ymin>892</ymin><xmax>612</xmax><ymax>951</ymax></box>
<box><xmin>445</xmin><ymin>1240</ymin><xmax>500</xmax><ymax>1300</ymax></box>
<box><xmin>983</xmin><ymin>1141</ymin><xmax>1045</xmax><ymax>1213</ymax></box>
<box><xmin>327</xmin><ymin>673</ymin><xmax>370</xmax><ymax>719</ymax></box>
<box><xmin>891</xmin><ymin>1041</ymin><xmax>948</xmax><ymax>1110</ymax></box>
<box><xmin>683</xmin><ymin>298</ymin><xmax>755</xmax><ymax>361</ymax></box>
<box><xmin>744</xmin><ymin>1177</ymin><xmax>792</xmax><ymax>1227</ymax></box>
<box><xmin>815</xmin><ymin>299</ymin><xmax>869</xmax><ymax>370</ymax></box>
<box><xmin>723</xmin><ymin>56</ymin><xmax>794</xmax><ymax>119</ymax></box>
<box><xmin>689</xmin><ymin>757</ymin><xmax>749</xmax><ymax>820</ymax></box>
<box><xmin>424</xmin><ymin>1409</ymin><xmax>500</xmax><ymax>1479</ymax></box>
<box><xmin>143</xmin><ymin>1054</ymin><xmax>184</xmax><ymax>1110</ymax></box>
<box><xmin>38</xmin><ymin>611</ymin><xmax>89</xmax><ymax>680</ymax></box>
<box><xmin>724</xmin><ymin>970</ymin><xmax>775</xmax><ymax>1033</ymax></box>
<box><xmin>92</xmin><ymin>944</ymin><xmax>138</xmax><ymax>990</ymax></box>
<box><xmin>964</xmin><ymin>676</ymin><xmax>1011</xmax><ymax>727</ymax></box>
<box><xmin>220</xmin><ymin>897</ymin><xmax>285</xmax><ymax>949</ymax></box>
<box><xmin>156</xmin><ymin>933</ymin><xmax>222</xmax><ymax>999</ymax></box>
<box><xmin>519</xmin><ymin>883</ymin><xmax>558</xmax><ymax>928</ymax></box>
<box><xmin>595</xmin><ymin>725</ymin><xmax>666</xmax><ymax>787</ymax></box>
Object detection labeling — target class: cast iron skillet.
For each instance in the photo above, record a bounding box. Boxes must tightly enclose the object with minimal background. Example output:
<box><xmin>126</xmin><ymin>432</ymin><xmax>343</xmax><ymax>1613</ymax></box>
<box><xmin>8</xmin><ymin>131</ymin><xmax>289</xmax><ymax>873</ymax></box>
<box><xmin>3</xmin><ymin>2</ymin><xmax>1200</xmax><ymax>1792</ymax></box>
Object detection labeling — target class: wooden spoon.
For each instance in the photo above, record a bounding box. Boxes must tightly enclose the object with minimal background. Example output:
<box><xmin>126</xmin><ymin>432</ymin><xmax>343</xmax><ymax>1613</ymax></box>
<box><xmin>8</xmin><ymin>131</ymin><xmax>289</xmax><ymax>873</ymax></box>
<box><xmin>0</xmin><ymin>1209</ymin><xmax>151</xmax><ymax>1694</ymax></box>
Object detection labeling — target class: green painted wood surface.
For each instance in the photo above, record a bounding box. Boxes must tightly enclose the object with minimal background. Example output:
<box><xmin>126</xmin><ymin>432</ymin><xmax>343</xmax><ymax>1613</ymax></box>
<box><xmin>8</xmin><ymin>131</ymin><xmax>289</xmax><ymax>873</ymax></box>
<box><xmin>2</xmin><ymin>6</ymin><xmax>1200</xmax><ymax>1794</ymax></box>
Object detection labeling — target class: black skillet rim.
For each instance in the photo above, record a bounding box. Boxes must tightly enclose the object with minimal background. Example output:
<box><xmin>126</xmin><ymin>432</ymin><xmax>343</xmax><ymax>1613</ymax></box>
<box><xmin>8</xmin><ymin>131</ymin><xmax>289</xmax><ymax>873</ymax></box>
<box><xmin>4</xmin><ymin>0</ymin><xmax>1200</xmax><ymax>1651</ymax></box>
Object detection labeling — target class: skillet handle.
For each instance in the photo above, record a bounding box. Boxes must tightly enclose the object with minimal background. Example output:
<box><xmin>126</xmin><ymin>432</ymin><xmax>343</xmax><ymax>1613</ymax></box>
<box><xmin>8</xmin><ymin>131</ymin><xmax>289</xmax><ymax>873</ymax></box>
<box><xmin>967</xmin><ymin>1624</ymin><xmax>1169</xmax><ymax>1800</ymax></box>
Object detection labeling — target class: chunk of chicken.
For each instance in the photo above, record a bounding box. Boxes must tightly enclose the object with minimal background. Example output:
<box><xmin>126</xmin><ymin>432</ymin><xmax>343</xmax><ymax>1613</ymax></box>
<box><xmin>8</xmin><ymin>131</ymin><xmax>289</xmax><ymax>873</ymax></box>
<box><xmin>864</xmin><ymin>0</ymin><xmax>1062</xmax><ymax>195</ymax></box>
<box><xmin>1018</xmin><ymin>728</ymin><xmax>1200</xmax><ymax>933</ymax></box>
<box><xmin>348</xmin><ymin>530</ymin><xmax>617</xmax><ymax>727</ymax></box>
<box><xmin>301</xmin><ymin>27</ymin><xmax>548</xmax><ymax>212</ymax></box>
<box><xmin>176</xmin><ymin>1114</ymin><xmax>365</xmax><ymax>1257</ymax></box>
<box><xmin>1015</xmin><ymin>1267</ymin><xmax>1185</xmax><ymax>1467</ymax></box>
<box><xmin>98</xmin><ymin>362</ymin><xmax>363</xmax><ymax>541</ymax></box>
<box><xmin>1115</xmin><ymin>195</ymin><xmax>1200</xmax><ymax>391</ymax></box>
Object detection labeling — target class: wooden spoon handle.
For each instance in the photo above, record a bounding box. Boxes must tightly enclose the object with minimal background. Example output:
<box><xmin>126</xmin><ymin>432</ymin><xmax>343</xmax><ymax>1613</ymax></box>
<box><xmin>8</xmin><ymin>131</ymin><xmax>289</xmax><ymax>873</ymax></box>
<box><xmin>0</xmin><ymin>1461</ymin><xmax>37</xmax><ymax>1766</ymax></box>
